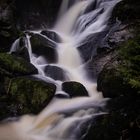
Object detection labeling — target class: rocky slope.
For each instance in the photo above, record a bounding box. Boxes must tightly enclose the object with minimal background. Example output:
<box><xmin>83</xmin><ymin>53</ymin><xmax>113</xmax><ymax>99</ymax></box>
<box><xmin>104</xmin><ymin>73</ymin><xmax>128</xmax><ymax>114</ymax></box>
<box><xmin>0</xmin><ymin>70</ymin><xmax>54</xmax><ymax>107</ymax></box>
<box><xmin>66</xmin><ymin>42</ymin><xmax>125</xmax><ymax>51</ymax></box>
<box><xmin>84</xmin><ymin>0</ymin><xmax>140</xmax><ymax>139</ymax></box>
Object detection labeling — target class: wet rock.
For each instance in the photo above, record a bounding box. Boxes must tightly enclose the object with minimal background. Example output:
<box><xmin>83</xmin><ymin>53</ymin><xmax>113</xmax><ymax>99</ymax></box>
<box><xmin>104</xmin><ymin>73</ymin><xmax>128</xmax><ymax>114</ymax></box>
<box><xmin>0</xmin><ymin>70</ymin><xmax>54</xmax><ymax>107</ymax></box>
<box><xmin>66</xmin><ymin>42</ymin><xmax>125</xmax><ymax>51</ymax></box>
<box><xmin>30</xmin><ymin>33</ymin><xmax>58</xmax><ymax>63</ymax></box>
<box><xmin>41</xmin><ymin>30</ymin><xmax>61</xmax><ymax>43</ymax></box>
<box><xmin>62</xmin><ymin>81</ymin><xmax>89</xmax><ymax>98</ymax></box>
<box><xmin>11</xmin><ymin>37</ymin><xmax>30</xmax><ymax>61</ymax></box>
<box><xmin>107</xmin><ymin>25</ymin><xmax>134</xmax><ymax>47</ymax></box>
<box><xmin>0</xmin><ymin>76</ymin><xmax>56</xmax><ymax>120</ymax></box>
<box><xmin>85</xmin><ymin>50</ymin><xmax>116</xmax><ymax>79</ymax></box>
<box><xmin>45</xmin><ymin>65</ymin><xmax>69</xmax><ymax>81</ymax></box>
<box><xmin>55</xmin><ymin>92</ymin><xmax>69</xmax><ymax>99</ymax></box>
<box><xmin>0</xmin><ymin>53</ymin><xmax>38</xmax><ymax>76</ymax></box>
<box><xmin>78</xmin><ymin>31</ymin><xmax>109</xmax><ymax>62</ymax></box>
<box><xmin>97</xmin><ymin>58</ymin><xmax>130</xmax><ymax>98</ymax></box>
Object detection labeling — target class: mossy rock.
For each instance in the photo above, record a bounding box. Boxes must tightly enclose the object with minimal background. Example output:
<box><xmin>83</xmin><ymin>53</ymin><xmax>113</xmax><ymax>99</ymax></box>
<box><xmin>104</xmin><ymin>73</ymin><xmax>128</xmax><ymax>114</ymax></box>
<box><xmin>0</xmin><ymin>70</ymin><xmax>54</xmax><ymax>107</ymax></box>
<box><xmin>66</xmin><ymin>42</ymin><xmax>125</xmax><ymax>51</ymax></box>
<box><xmin>112</xmin><ymin>0</ymin><xmax>140</xmax><ymax>22</ymax></box>
<box><xmin>84</xmin><ymin>110</ymin><xmax>140</xmax><ymax>140</ymax></box>
<box><xmin>62</xmin><ymin>81</ymin><xmax>89</xmax><ymax>98</ymax></box>
<box><xmin>0</xmin><ymin>77</ymin><xmax>56</xmax><ymax>120</ymax></box>
<box><xmin>0</xmin><ymin>53</ymin><xmax>38</xmax><ymax>76</ymax></box>
<box><xmin>97</xmin><ymin>62</ymin><xmax>131</xmax><ymax>98</ymax></box>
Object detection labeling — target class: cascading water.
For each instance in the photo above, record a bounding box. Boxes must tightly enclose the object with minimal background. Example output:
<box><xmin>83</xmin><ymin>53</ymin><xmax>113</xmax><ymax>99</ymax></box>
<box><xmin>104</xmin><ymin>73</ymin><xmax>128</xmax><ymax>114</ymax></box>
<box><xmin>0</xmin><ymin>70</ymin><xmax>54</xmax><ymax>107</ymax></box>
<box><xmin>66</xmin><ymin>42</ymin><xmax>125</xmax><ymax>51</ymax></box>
<box><xmin>0</xmin><ymin>0</ymin><xmax>120</xmax><ymax>140</ymax></box>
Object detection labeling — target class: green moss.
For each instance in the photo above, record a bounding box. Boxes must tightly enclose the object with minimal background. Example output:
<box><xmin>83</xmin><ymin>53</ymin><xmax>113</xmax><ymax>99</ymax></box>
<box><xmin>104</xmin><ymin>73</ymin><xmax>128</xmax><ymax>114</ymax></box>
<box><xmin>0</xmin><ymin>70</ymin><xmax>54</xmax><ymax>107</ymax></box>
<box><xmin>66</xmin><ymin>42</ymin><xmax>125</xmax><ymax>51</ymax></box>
<box><xmin>62</xmin><ymin>81</ymin><xmax>88</xmax><ymax>97</ymax></box>
<box><xmin>0</xmin><ymin>77</ymin><xmax>56</xmax><ymax>120</ymax></box>
<box><xmin>0</xmin><ymin>53</ymin><xmax>37</xmax><ymax>76</ymax></box>
<box><xmin>112</xmin><ymin>0</ymin><xmax>140</xmax><ymax>22</ymax></box>
<box><xmin>96</xmin><ymin>34</ymin><xmax>140</xmax><ymax>140</ymax></box>
<box><xmin>118</xmin><ymin>35</ymin><xmax>140</xmax><ymax>93</ymax></box>
<box><xmin>9</xmin><ymin>77</ymin><xmax>56</xmax><ymax>114</ymax></box>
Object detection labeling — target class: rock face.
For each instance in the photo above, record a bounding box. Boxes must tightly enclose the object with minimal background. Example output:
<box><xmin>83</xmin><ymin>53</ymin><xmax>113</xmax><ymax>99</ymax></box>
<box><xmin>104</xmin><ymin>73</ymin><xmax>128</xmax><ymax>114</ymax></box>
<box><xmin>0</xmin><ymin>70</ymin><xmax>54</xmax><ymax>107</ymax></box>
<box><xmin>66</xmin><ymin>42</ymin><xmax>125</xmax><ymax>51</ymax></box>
<box><xmin>84</xmin><ymin>33</ymin><xmax>140</xmax><ymax>140</ymax></box>
<box><xmin>30</xmin><ymin>33</ymin><xmax>58</xmax><ymax>63</ymax></box>
<box><xmin>0</xmin><ymin>77</ymin><xmax>56</xmax><ymax>120</ymax></box>
<box><xmin>84</xmin><ymin>42</ymin><xmax>140</xmax><ymax>140</ymax></box>
<box><xmin>84</xmin><ymin>0</ymin><xmax>140</xmax><ymax>139</ymax></box>
<box><xmin>14</xmin><ymin>0</ymin><xmax>62</xmax><ymax>29</ymax></box>
<box><xmin>62</xmin><ymin>81</ymin><xmax>89</xmax><ymax>98</ymax></box>
<box><xmin>0</xmin><ymin>0</ymin><xmax>19</xmax><ymax>52</ymax></box>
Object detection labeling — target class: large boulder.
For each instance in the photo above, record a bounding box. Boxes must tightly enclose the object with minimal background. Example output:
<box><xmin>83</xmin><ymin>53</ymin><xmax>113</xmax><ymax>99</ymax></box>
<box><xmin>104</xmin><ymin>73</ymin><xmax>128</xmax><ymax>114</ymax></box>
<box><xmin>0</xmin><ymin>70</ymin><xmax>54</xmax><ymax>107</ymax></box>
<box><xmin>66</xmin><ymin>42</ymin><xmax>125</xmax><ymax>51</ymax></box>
<box><xmin>44</xmin><ymin>65</ymin><xmax>69</xmax><ymax>81</ymax></box>
<box><xmin>62</xmin><ymin>81</ymin><xmax>89</xmax><ymax>98</ymax></box>
<box><xmin>97</xmin><ymin>56</ymin><xmax>130</xmax><ymax>98</ymax></box>
<box><xmin>30</xmin><ymin>33</ymin><xmax>58</xmax><ymax>63</ymax></box>
<box><xmin>0</xmin><ymin>77</ymin><xmax>56</xmax><ymax>120</ymax></box>
<box><xmin>0</xmin><ymin>53</ymin><xmax>38</xmax><ymax>76</ymax></box>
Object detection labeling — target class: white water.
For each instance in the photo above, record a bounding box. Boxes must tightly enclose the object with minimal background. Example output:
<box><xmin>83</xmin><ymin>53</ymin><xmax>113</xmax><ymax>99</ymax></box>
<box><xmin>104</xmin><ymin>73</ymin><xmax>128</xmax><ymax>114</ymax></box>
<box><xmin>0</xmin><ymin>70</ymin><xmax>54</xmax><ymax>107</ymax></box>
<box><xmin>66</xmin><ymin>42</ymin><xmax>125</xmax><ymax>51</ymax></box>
<box><xmin>1</xmin><ymin>0</ymin><xmax>120</xmax><ymax>140</ymax></box>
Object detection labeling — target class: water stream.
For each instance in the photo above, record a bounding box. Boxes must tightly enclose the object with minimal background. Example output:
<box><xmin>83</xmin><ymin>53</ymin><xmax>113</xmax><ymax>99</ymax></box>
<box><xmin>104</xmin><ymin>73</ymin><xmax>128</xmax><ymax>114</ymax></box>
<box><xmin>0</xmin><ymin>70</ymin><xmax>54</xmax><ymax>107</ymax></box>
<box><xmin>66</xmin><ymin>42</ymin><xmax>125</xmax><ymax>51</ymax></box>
<box><xmin>0</xmin><ymin>0</ymin><xmax>120</xmax><ymax>140</ymax></box>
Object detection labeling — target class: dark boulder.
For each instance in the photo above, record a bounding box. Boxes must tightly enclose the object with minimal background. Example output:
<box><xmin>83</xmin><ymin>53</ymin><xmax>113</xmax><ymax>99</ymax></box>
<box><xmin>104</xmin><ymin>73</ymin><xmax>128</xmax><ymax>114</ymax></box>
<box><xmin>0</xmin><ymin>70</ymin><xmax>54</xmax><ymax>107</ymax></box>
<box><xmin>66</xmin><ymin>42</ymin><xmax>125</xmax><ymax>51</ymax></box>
<box><xmin>97</xmin><ymin>57</ymin><xmax>127</xmax><ymax>98</ymax></box>
<box><xmin>85</xmin><ymin>50</ymin><xmax>116</xmax><ymax>79</ymax></box>
<box><xmin>0</xmin><ymin>76</ymin><xmax>56</xmax><ymax>120</ymax></box>
<box><xmin>0</xmin><ymin>53</ymin><xmax>38</xmax><ymax>76</ymax></box>
<box><xmin>62</xmin><ymin>81</ymin><xmax>89</xmax><ymax>98</ymax></box>
<box><xmin>111</xmin><ymin>0</ymin><xmax>140</xmax><ymax>23</ymax></box>
<box><xmin>44</xmin><ymin>65</ymin><xmax>69</xmax><ymax>81</ymax></box>
<box><xmin>30</xmin><ymin>33</ymin><xmax>58</xmax><ymax>63</ymax></box>
<box><xmin>41</xmin><ymin>30</ymin><xmax>61</xmax><ymax>43</ymax></box>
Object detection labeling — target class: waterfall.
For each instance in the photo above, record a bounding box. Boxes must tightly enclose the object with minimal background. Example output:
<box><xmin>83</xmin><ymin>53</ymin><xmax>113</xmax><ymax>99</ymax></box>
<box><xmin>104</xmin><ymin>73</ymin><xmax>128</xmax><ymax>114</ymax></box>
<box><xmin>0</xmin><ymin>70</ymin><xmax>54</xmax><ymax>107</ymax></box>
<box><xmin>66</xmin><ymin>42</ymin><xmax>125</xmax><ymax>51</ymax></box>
<box><xmin>54</xmin><ymin>0</ymin><xmax>88</xmax><ymax>35</ymax></box>
<box><xmin>0</xmin><ymin>0</ymin><xmax>120</xmax><ymax>140</ymax></box>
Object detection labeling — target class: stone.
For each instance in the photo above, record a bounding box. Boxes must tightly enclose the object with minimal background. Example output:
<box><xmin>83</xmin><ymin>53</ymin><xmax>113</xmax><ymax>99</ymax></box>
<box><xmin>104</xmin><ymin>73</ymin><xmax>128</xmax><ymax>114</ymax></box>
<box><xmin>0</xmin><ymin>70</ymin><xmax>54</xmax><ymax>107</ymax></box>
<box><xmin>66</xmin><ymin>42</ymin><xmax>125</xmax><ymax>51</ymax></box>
<box><xmin>0</xmin><ymin>53</ymin><xmax>38</xmax><ymax>76</ymax></box>
<box><xmin>62</xmin><ymin>81</ymin><xmax>89</xmax><ymax>98</ymax></box>
<box><xmin>78</xmin><ymin>31</ymin><xmax>109</xmax><ymax>62</ymax></box>
<box><xmin>0</xmin><ymin>76</ymin><xmax>56</xmax><ymax>120</ymax></box>
<box><xmin>30</xmin><ymin>33</ymin><xmax>58</xmax><ymax>63</ymax></box>
<box><xmin>44</xmin><ymin>65</ymin><xmax>69</xmax><ymax>81</ymax></box>
<box><xmin>11</xmin><ymin>37</ymin><xmax>30</xmax><ymax>61</ymax></box>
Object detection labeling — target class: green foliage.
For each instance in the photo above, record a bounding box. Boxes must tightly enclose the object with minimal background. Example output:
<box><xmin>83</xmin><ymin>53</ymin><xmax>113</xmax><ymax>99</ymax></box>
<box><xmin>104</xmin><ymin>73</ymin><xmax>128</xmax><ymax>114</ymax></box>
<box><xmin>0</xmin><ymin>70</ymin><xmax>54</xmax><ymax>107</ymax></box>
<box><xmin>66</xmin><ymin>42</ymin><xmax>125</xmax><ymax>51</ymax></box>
<box><xmin>119</xmin><ymin>35</ymin><xmax>140</xmax><ymax>93</ymax></box>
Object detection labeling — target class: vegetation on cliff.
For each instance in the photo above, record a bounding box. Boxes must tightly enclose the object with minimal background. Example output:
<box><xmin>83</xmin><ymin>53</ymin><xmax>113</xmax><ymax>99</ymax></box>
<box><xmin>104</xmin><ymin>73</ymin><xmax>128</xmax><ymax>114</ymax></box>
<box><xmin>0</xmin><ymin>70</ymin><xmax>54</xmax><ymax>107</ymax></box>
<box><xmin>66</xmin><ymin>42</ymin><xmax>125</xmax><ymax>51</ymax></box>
<box><xmin>84</xmin><ymin>0</ymin><xmax>140</xmax><ymax>139</ymax></box>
